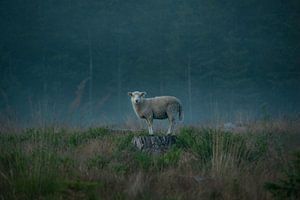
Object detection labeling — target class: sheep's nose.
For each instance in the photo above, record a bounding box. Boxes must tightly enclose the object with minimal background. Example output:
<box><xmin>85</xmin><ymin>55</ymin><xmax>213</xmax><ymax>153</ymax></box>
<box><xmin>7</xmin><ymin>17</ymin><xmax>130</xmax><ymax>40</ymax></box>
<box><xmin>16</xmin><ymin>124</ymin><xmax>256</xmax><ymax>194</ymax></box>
<box><xmin>135</xmin><ymin>100</ymin><xmax>138</xmax><ymax>103</ymax></box>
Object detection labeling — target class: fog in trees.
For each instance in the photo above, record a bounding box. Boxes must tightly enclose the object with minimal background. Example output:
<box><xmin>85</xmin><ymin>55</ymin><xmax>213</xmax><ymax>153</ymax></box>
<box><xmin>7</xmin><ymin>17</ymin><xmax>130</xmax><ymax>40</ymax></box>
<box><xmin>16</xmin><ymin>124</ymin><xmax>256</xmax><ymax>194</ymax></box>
<box><xmin>0</xmin><ymin>0</ymin><xmax>299</xmax><ymax>127</ymax></box>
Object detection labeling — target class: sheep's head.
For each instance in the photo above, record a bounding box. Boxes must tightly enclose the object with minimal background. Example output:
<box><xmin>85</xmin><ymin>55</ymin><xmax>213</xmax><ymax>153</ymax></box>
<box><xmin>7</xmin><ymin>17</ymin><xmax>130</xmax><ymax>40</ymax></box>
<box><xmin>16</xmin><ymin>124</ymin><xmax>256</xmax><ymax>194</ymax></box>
<box><xmin>128</xmin><ymin>91</ymin><xmax>146</xmax><ymax>105</ymax></box>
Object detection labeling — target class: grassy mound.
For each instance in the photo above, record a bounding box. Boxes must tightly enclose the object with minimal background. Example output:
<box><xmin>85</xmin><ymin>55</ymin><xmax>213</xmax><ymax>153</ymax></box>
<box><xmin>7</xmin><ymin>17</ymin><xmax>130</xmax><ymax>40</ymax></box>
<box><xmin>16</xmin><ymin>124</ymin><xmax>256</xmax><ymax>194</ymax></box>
<box><xmin>0</xmin><ymin>125</ymin><xmax>299</xmax><ymax>199</ymax></box>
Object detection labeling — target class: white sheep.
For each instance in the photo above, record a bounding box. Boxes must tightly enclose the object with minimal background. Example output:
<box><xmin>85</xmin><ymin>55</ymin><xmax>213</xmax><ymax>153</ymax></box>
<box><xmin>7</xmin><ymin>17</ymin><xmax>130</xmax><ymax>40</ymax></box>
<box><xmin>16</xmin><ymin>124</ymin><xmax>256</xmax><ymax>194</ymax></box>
<box><xmin>128</xmin><ymin>91</ymin><xmax>183</xmax><ymax>135</ymax></box>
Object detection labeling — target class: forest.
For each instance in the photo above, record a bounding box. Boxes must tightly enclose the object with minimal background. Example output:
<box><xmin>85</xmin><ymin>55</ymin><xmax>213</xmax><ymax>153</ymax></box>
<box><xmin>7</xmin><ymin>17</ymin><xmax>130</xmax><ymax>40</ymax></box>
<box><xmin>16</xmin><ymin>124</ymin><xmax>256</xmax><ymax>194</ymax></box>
<box><xmin>0</xmin><ymin>0</ymin><xmax>299</xmax><ymax>127</ymax></box>
<box><xmin>0</xmin><ymin>1</ymin><xmax>300</xmax><ymax>200</ymax></box>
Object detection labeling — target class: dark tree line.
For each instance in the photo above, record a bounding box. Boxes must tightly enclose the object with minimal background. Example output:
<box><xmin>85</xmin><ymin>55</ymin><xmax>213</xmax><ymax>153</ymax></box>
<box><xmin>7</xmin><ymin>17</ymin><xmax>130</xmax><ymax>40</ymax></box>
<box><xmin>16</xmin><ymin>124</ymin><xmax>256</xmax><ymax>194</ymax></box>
<box><xmin>0</xmin><ymin>0</ymin><xmax>299</xmax><ymax>125</ymax></box>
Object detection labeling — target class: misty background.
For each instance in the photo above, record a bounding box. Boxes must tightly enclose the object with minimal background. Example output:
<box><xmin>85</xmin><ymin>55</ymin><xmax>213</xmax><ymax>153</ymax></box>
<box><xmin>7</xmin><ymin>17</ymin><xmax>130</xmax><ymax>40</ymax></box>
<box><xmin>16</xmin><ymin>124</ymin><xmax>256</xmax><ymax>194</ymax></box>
<box><xmin>0</xmin><ymin>0</ymin><xmax>299</xmax><ymax>127</ymax></box>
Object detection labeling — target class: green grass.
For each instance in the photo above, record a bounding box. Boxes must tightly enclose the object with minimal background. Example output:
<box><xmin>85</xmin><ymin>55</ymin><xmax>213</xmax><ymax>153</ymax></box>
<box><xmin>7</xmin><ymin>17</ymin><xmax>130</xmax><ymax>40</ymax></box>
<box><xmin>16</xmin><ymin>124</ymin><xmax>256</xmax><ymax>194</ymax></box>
<box><xmin>264</xmin><ymin>151</ymin><xmax>300</xmax><ymax>200</ymax></box>
<box><xmin>0</xmin><ymin>124</ymin><xmax>299</xmax><ymax>200</ymax></box>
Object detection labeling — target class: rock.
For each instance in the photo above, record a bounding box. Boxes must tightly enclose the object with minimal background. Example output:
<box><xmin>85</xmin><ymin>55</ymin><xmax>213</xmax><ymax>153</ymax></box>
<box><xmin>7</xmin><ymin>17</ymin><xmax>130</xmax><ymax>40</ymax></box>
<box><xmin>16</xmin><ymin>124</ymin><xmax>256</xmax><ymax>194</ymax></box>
<box><xmin>223</xmin><ymin>122</ymin><xmax>247</xmax><ymax>133</ymax></box>
<box><xmin>223</xmin><ymin>122</ymin><xmax>237</xmax><ymax>131</ymax></box>
<box><xmin>132</xmin><ymin>135</ymin><xmax>177</xmax><ymax>154</ymax></box>
<box><xmin>193</xmin><ymin>175</ymin><xmax>207</xmax><ymax>183</ymax></box>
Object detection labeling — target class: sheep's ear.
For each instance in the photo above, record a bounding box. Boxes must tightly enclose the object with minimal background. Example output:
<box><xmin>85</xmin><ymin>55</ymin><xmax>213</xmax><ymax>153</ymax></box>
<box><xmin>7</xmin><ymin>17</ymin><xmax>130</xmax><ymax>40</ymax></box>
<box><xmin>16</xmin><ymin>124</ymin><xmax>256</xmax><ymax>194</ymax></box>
<box><xmin>128</xmin><ymin>92</ymin><xmax>133</xmax><ymax>97</ymax></box>
<box><xmin>141</xmin><ymin>92</ymin><xmax>147</xmax><ymax>97</ymax></box>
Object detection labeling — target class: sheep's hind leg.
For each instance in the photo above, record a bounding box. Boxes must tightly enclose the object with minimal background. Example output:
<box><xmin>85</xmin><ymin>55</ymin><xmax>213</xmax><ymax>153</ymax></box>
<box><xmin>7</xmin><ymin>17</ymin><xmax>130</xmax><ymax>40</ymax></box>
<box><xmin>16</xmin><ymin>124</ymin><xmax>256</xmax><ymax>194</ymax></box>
<box><xmin>167</xmin><ymin>118</ymin><xmax>175</xmax><ymax>135</ymax></box>
<box><xmin>146</xmin><ymin>117</ymin><xmax>154</xmax><ymax>135</ymax></box>
<box><xmin>167</xmin><ymin>105</ymin><xmax>177</xmax><ymax>135</ymax></box>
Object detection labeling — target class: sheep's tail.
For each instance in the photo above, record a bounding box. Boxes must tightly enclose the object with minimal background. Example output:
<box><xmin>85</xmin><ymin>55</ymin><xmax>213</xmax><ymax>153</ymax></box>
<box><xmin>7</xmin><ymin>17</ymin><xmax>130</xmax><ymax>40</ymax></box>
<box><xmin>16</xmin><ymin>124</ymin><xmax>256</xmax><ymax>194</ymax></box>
<box><xmin>178</xmin><ymin>103</ymin><xmax>184</xmax><ymax>121</ymax></box>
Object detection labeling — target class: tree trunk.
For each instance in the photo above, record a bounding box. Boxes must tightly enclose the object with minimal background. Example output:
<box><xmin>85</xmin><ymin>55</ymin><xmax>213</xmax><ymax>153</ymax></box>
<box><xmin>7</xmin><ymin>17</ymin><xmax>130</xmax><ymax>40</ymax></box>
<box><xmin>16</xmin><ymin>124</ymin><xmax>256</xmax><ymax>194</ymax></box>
<box><xmin>42</xmin><ymin>54</ymin><xmax>48</xmax><ymax>123</ymax></box>
<box><xmin>117</xmin><ymin>28</ymin><xmax>122</xmax><ymax>118</ymax></box>
<box><xmin>132</xmin><ymin>135</ymin><xmax>177</xmax><ymax>154</ymax></box>
<box><xmin>159</xmin><ymin>65</ymin><xmax>164</xmax><ymax>95</ymax></box>
<box><xmin>159</xmin><ymin>7</ymin><xmax>164</xmax><ymax>95</ymax></box>
<box><xmin>187</xmin><ymin>54</ymin><xmax>192</xmax><ymax>122</ymax></box>
<box><xmin>88</xmin><ymin>29</ymin><xmax>93</xmax><ymax>120</ymax></box>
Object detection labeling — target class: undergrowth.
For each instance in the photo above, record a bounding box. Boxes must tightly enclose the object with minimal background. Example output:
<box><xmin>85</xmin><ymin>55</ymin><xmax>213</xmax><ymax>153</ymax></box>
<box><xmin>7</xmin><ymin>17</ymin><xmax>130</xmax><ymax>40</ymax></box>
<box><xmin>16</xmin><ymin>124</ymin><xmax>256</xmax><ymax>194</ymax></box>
<box><xmin>0</xmin><ymin>125</ymin><xmax>298</xmax><ymax>200</ymax></box>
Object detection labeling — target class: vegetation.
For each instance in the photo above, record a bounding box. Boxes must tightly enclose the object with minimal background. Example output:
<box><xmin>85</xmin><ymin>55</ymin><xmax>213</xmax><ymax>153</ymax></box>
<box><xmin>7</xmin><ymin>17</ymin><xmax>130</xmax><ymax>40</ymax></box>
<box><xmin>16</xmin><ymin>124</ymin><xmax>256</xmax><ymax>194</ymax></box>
<box><xmin>0</xmin><ymin>1</ymin><xmax>299</xmax><ymax>199</ymax></box>
<box><xmin>1</xmin><ymin>0</ymin><xmax>299</xmax><ymax>125</ymax></box>
<box><xmin>0</xmin><ymin>121</ymin><xmax>299</xmax><ymax>200</ymax></box>
<box><xmin>264</xmin><ymin>152</ymin><xmax>300</xmax><ymax>200</ymax></box>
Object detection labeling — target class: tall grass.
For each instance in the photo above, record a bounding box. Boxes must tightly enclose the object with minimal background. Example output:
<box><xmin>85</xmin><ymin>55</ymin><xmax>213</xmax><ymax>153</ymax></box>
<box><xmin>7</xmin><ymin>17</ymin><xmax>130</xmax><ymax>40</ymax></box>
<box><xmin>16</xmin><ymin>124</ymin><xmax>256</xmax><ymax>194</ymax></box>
<box><xmin>0</xmin><ymin>122</ymin><xmax>299</xmax><ymax>200</ymax></box>
<box><xmin>0</xmin><ymin>129</ymin><xmax>63</xmax><ymax>199</ymax></box>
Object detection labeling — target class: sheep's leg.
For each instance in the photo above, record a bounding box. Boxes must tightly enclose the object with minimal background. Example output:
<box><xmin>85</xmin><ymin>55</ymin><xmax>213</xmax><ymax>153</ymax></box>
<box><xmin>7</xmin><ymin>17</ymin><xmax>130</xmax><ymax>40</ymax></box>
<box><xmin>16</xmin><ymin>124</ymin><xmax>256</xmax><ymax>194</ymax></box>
<box><xmin>167</xmin><ymin>105</ymin><xmax>177</xmax><ymax>135</ymax></box>
<box><xmin>146</xmin><ymin>117</ymin><xmax>154</xmax><ymax>135</ymax></box>
<box><xmin>167</xmin><ymin>124</ymin><xmax>172</xmax><ymax>135</ymax></box>
<box><xmin>167</xmin><ymin>117</ymin><xmax>175</xmax><ymax>135</ymax></box>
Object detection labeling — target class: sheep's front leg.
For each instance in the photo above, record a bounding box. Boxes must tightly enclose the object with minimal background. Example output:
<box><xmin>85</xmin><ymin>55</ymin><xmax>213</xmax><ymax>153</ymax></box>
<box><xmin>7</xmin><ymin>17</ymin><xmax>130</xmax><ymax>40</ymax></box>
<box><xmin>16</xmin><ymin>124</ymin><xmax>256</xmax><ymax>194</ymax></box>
<box><xmin>146</xmin><ymin>117</ymin><xmax>154</xmax><ymax>135</ymax></box>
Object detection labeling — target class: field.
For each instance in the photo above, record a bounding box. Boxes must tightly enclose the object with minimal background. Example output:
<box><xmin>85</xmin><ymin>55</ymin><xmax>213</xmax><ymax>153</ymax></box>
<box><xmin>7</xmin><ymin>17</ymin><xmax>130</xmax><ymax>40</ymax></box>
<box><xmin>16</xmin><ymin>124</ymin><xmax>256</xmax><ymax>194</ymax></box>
<box><xmin>0</xmin><ymin>120</ymin><xmax>299</xmax><ymax>200</ymax></box>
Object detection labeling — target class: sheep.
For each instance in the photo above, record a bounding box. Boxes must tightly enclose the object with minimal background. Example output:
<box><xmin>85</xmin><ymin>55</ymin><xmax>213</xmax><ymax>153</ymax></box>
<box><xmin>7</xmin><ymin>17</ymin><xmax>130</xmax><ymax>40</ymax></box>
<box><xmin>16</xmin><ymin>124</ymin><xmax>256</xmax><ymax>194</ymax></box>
<box><xmin>128</xmin><ymin>91</ymin><xmax>183</xmax><ymax>135</ymax></box>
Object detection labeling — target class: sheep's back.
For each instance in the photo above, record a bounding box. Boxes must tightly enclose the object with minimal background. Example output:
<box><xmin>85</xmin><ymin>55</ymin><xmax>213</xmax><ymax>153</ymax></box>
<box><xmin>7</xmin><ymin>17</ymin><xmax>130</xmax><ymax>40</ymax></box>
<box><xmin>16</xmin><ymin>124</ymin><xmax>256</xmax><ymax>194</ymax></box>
<box><xmin>147</xmin><ymin>96</ymin><xmax>181</xmax><ymax>114</ymax></box>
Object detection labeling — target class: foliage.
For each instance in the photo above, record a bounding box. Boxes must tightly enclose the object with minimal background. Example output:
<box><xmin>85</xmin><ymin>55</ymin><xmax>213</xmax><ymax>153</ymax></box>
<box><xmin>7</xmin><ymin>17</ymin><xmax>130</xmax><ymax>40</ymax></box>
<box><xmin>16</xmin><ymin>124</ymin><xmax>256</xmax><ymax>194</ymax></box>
<box><xmin>264</xmin><ymin>151</ymin><xmax>300</xmax><ymax>200</ymax></box>
<box><xmin>0</xmin><ymin>0</ymin><xmax>299</xmax><ymax>124</ymax></box>
<box><xmin>0</xmin><ymin>125</ymin><xmax>298</xmax><ymax>199</ymax></box>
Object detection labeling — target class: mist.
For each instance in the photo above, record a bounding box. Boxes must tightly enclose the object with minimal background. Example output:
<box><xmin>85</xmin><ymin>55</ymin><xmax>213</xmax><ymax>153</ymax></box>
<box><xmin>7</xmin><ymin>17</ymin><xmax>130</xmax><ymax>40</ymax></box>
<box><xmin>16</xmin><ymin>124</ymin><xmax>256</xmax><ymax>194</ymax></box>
<box><xmin>0</xmin><ymin>0</ymin><xmax>299</xmax><ymax>128</ymax></box>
